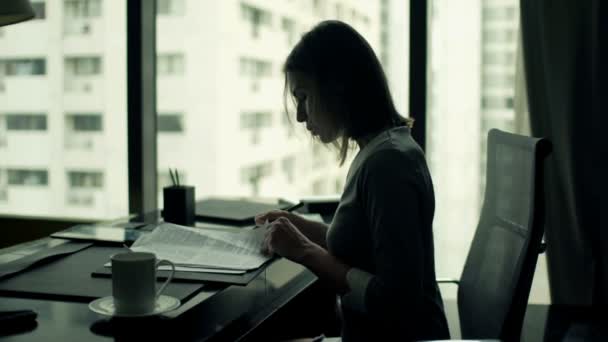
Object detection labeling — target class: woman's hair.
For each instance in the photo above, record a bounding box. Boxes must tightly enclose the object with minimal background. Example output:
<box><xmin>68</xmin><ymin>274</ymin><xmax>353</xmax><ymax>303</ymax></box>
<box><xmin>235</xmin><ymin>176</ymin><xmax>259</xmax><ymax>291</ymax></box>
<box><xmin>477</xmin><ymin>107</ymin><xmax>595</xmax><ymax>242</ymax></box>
<box><xmin>284</xmin><ymin>20</ymin><xmax>413</xmax><ymax>165</ymax></box>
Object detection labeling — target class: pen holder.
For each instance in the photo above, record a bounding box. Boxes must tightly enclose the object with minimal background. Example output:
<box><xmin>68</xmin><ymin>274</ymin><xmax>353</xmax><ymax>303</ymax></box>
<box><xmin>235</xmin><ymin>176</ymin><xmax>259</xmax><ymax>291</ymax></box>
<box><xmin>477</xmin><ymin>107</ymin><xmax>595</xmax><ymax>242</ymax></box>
<box><xmin>163</xmin><ymin>185</ymin><xmax>195</xmax><ymax>226</ymax></box>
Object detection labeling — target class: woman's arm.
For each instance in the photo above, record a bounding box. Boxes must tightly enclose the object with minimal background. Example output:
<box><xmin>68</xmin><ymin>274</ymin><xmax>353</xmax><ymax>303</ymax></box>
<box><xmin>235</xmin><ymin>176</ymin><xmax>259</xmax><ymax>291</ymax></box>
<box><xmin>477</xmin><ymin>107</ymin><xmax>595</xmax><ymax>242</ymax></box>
<box><xmin>341</xmin><ymin>149</ymin><xmax>426</xmax><ymax>320</ymax></box>
<box><xmin>301</xmin><ymin>244</ymin><xmax>350</xmax><ymax>294</ymax></box>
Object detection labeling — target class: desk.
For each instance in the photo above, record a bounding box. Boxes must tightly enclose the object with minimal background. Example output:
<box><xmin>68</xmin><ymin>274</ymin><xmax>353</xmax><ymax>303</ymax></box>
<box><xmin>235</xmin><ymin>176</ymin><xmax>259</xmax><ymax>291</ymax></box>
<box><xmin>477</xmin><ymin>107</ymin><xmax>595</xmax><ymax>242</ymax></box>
<box><xmin>0</xmin><ymin>239</ymin><xmax>321</xmax><ymax>341</ymax></box>
<box><xmin>0</xmin><ymin>208</ymin><xmax>334</xmax><ymax>342</ymax></box>
<box><xmin>0</xmin><ymin>215</ymin><xmax>605</xmax><ymax>341</ymax></box>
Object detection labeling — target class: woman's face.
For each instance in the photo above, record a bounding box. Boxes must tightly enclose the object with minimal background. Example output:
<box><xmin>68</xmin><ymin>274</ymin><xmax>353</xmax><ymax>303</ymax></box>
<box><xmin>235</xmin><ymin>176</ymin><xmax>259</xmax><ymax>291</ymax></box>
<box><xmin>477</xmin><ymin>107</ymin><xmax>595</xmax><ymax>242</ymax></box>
<box><xmin>289</xmin><ymin>72</ymin><xmax>340</xmax><ymax>143</ymax></box>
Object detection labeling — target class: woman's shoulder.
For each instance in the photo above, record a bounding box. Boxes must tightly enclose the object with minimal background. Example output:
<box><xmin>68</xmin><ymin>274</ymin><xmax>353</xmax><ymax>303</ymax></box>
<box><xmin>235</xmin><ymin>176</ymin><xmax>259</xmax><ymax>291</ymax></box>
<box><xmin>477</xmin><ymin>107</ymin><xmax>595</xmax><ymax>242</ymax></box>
<box><xmin>364</xmin><ymin>128</ymin><xmax>423</xmax><ymax>167</ymax></box>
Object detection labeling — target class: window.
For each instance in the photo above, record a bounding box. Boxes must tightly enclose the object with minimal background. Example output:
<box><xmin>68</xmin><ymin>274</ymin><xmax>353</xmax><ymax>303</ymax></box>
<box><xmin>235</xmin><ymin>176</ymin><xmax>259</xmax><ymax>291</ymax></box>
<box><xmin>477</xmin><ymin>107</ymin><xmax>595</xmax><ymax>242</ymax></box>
<box><xmin>239</xmin><ymin>58</ymin><xmax>272</xmax><ymax>78</ymax></box>
<box><xmin>158</xmin><ymin>114</ymin><xmax>184</xmax><ymax>133</ymax></box>
<box><xmin>65</xmin><ymin>57</ymin><xmax>102</xmax><ymax>76</ymax></box>
<box><xmin>483</xmin><ymin>29</ymin><xmax>516</xmax><ymax>44</ymax></box>
<box><xmin>281</xmin><ymin>18</ymin><xmax>296</xmax><ymax>45</ymax></box>
<box><xmin>240</xmin><ymin>3</ymin><xmax>272</xmax><ymax>38</ymax></box>
<box><xmin>157</xmin><ymin>0</ymin><xmax>185</xmax><ymax>16</ymax></box>
<box><xmin>67</xmin><ymin>171</ymin><xmax>103</xmax><ymax>188</ymax></box>
<box><xmin>281</xmin><ymin>156</ymin><xmax>295</xmax><ymax>184</ymax></box>
<box><xmin>241</xmin><ymin>162</ymin><xmax>272</xmax><ymax>196</ymax></box>
<box><xmin>64</xmin><ymin>0</ymin><xmax>102</xmax><ymax>18</ymax></box>
<box><xmin>482</xmin><ymin>96</ymin><xmax>514</xmax><ymax>109</ymax></box>
<box><xmin>7</xmin><ymin>169</ymin><xmax>48</xmax><ymax>186</ymax></box>
<box><xmin>157</xmin><ymin>54</ymin><xmax>185</xmax><ymax>76</ymax></box>
<box><xmin>482</xmin><ymin>73</ymin><xmax>515</xmax><ymax>88</ymax></box>
<box><xmin>240</xmin><ymin>111</ymin><xmax>272</xmax><ymax>129</ymax></box>
<box><xmin>0</xmin><ymin>59</ymin><xmax>46</xmax><ymax>76</ymax></box>
<box><xmin>483</xmin><ymin>51</ymin><xmax>515</xmax><ymax>65</ymax></box>
<box><xmin>31</xmin><ymin>0</ymin><xmax>46</xmax><ymax>20</ymax></box>
<box><xmin>5</xmin><ymin>114</ymin><xmax>47</xmax><ymax>131</ymax></box>
<box><xmin>482</xmin><ymin>6</ymin><xmax>516</xmax><ymax>21</ymax></box>
<box><xmin>67</xmin><ymin>114</ymin><xmax>102</xmax><ymax>132</ymax></box>
<box><xmin>0</xmin><ymin>0</ymin><xmax>127</xmax><ymax>219</ymax></box>
<box><xmin>157</xmin><ymin>0</ymin><xmax>407</xmax><ymax>204</ymax></box>
<box><xmin>312</xmin><ymin>179</ymin><xmax>324</xmax><ymax>195</ymax></box>
<box><xmin>427</xmin><ymin>0</ymin><xmax>548</xmax><ymax>303</ymax></box>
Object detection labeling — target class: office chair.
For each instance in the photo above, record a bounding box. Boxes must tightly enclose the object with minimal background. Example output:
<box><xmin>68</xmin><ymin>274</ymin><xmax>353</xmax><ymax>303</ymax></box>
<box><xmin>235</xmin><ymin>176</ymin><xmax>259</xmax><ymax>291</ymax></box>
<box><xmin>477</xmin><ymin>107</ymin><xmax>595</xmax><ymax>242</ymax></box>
<box><xmin>436</xmin><ymin>129</ymin><xmax>552</xmax><ymax>341</ymax></box>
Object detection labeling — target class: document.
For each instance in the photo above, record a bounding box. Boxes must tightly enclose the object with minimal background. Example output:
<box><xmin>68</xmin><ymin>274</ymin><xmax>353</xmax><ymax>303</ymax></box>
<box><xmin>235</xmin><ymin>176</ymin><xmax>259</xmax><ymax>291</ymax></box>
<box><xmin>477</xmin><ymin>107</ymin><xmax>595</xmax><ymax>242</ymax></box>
<box><xmin>127</xmin><ymin>222</ymin><xmax>271</xmax><ymax>272</ymax></box>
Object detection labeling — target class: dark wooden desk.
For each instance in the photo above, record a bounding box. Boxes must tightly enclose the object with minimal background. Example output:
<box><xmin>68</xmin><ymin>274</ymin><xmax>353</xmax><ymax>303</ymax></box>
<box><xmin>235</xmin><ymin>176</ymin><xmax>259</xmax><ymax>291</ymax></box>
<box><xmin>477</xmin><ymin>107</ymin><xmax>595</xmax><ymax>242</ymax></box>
<box><xmin>0</xmin><ymin>244</ymin><xmax>320</xmax><ymax>341</ymax></box>
<box><xmin>0</xmin><ymin>209</ymin><xmax>331</xmax><ymax>342</ymax></box>
<box><xmin>0</xmin><ymin>215</ymin><xmax>605</xmax><ymax>341</ymax></box>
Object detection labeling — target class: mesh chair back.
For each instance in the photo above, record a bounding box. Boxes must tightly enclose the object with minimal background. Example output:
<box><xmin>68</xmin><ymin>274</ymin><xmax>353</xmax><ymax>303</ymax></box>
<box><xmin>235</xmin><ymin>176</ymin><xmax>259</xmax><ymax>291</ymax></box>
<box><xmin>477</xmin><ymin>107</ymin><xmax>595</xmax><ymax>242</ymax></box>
<box><xmin>457</xmin><ymin>129</ymin><xmax>551</xmax><ymax>341</ymax></box>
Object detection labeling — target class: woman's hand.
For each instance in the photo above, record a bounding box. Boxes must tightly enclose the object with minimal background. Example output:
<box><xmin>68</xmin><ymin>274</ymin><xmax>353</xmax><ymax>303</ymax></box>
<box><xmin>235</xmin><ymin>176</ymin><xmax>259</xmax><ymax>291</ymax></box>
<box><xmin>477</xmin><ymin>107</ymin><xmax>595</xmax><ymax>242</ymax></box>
<box><xmin>255</xmin><ymin>210</ymin><xmax>300</xmax><ymax>227</ymax></box>
<box><xmin>256</xmin><ymin>209</ymin><xmax>330</xmax><ymax>249</ymax></box>
<box><xmin>261</xmin><ymin>217</ymin><xmax>319</xmax><ymax>264</ymax></box>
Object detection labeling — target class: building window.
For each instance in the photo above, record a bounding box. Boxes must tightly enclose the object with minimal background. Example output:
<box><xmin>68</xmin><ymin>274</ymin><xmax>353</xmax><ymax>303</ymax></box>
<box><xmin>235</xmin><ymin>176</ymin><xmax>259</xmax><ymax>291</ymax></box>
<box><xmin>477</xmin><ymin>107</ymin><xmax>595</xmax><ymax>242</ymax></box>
<box><xmin>7</xmin><ymin>169</ymin><xmax>48</xmax><ymax>186</ymax></box>
<box><xmin>482</xmin><ymin>73</ymin><xmax>515</xmax><ymax>88</ymax></box>
<box><xmin>240</xmin><ymin>162</ymin><xmax>272</xmax><ymax>195</ymax></box>
<box><xmin>65</xmin><ymin>56</ymin><xmax>102</xmax><ymax>76</ymax></box>
<box><xmin>31</xmin><ymin>0</ymin><xmax>46</xmax><ymax>19</ymax></box>
<box><xmin>5</xmin><ymin>114</ymin><xmax>47</xmax><ymax>131</ymax></box>
<box><xmin>157</xmin><ymin>54</ymin><xmax>185</xmax><ymax>75</ymax></box>
<box><xmin>64</xmin><ymin>0</ymin><xmax>102</xmax><ymax>18</ymax></box>
<box><xmin>157</xmin><ymin>0</ymin><xmax>185</xmax><ymax>16</ymax></box>
<box><xmin>482</xmin><ymin>29</ymin><xmax>516</xmax><ymax>44</ymax></box>
<box><xmin>312</xmin><ymin>179</ymin><xmax>324</xmax><ymax>195</ymax></box>
<box><xmin>0</xmin><ymin>58</ymin><xmax>46</xmax><ymax>76</ymax></box>
<box><xmin>240</xmin><ymin>111</ymin><xmax>272</xmax><ymax>129</ymax></box>
<box><xmin>482</xmin><ymin>6</ymin><xmax>516</xmax><ymax>21</ymax></box>
<box><xmin>281</xmin><ymin>17</ymin><xmax>296</xmax><ymax>46</ymax></box>
<box><xmin>67</xmin><ymin>171</ymin><xmax>103</xmax><ymax>188</ymax></box>
<box><xmin>335</xmin><ymin>3</ymin><xmax>343</xmax><ymax>19</ymax></box>
<box><xmin>158</xmin><ymin>114</ymin><xmax>184</xmax><ymax>132</ymax></box>
<box><xmin>67</xmin><ymin>114</ymin><xmax>102</xmax><ymax>132</ymax></box>
<box><xmin>281</xmin><ymin>156</ymin><xmax>295</xmax><ymax>184</ymax></box>
<box><xmin>335</xmin><ymin>178</ymin><xmax>343</xmax><ymax>193</ymax></box>
<box><xmin>482</xmin><ymin>96</ymin><xmax>514</xmax><ymax>109</ymax></box>
<box><xmin>483</xmin><ymin>51</ymin><xmax>515</xmax><ymax>65</ymax></box>
<box><xmin>239</xmin><ymin>58</ymin><xmax>272</xmax><ymax>78</ymax></box>
<box><xmin>240</xmin><ymin>3</ymin><xmax>272</xmax><ymax>38</ymax></box>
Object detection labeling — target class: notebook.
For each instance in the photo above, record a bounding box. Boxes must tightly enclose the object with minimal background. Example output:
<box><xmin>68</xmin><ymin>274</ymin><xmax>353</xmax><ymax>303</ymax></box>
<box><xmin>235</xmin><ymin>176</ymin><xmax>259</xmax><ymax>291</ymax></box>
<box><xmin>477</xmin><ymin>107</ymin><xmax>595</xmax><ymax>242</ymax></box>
<box><xmin>193</xmin><ymin>197</ymin><xmax>293</xmax><ymax>224</ymax></box>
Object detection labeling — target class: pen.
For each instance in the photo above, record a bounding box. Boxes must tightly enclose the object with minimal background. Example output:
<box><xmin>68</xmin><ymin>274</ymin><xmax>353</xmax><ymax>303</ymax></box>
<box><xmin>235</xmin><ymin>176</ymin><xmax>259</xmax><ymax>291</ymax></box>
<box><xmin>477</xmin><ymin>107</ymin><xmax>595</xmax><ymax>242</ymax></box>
<box><xmin>285</xmin><ymin>201</ymin><xmax>304</xmax><ymax>212</ymax></box>
<box><xmin>169</xmin><ymin>168</ymin><xmax>176</xmax><ymax>186</ymax></box>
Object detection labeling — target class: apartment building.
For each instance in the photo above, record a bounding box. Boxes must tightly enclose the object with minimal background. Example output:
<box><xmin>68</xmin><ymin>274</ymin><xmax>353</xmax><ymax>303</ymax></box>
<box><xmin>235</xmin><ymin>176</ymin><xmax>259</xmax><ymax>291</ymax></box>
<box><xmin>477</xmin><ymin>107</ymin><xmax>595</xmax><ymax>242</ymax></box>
<box><xmin>0</xmin><ymin>0</ymin><xmax>383</xmax><ymax>219</ymax></box>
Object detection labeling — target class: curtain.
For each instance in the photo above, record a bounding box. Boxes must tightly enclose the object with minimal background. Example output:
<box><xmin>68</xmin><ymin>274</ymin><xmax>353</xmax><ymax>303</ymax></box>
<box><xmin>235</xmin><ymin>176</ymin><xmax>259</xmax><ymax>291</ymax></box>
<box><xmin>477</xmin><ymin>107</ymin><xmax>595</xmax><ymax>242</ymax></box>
<box><xmin>520</xmin><ymin>0</ymin><xmax>601</xmax><ymax>305</ymax></box>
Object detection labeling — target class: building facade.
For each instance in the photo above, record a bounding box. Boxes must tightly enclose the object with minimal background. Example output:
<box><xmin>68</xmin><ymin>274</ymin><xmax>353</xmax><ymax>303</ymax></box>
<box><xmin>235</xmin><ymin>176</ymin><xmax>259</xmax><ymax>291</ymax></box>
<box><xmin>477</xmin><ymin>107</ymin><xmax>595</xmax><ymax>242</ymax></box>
<box><xmin>0</xmin><ymin>0</ymin><xmax>383</xmax><ymax>219</ymax></box>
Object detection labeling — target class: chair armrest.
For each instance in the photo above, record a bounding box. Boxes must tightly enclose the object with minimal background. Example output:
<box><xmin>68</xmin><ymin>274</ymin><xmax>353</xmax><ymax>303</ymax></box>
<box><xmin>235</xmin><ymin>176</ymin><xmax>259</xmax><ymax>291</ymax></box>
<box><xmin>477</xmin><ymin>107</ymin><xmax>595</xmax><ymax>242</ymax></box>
<box><xmin>436</xmin><ymin>278</ymin><xmax>460</xmax><ymax>285</ymax></box>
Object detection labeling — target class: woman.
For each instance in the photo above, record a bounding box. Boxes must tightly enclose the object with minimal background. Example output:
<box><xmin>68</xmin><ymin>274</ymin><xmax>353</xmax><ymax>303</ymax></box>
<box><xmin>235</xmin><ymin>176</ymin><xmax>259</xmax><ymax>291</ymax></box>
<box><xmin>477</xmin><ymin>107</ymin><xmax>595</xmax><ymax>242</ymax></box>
<box><xmin>256</xmin><ymin>21</ymin><xmax>450</xmax><ymax>341</ymax></box>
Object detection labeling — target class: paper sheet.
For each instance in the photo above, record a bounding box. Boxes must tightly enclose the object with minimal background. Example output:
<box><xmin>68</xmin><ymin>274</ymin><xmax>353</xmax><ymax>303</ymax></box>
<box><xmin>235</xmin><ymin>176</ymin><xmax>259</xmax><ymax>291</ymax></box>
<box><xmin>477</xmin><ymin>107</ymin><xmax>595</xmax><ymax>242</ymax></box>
<box><xmin>104</xmin><ymin>263</ymin><xmax>246</xmax><ymax>274</ymax></box>
<box><xmin>128</xmin><ymin>222</ymin><xmax>271</xmax><ymax>271</ymax></box>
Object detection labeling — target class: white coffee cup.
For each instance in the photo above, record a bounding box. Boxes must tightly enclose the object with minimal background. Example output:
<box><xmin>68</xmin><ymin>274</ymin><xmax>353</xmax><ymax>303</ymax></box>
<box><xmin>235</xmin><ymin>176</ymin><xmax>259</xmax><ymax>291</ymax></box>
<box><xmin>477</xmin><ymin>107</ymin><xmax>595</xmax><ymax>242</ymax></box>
<box><xmin>111</xmin><ymin>251</ymin><xmax>176</xmax><ymax>315</ymax></box>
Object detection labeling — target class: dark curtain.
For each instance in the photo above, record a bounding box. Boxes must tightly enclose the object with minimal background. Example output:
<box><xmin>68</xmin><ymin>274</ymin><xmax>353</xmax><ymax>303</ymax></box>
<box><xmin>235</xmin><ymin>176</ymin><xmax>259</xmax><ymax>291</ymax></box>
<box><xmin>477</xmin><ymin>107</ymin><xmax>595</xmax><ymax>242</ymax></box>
<box><xmin>520</xmin><ymin>0</ymin><xmax>602</xmax><ymax>305</ymax></box>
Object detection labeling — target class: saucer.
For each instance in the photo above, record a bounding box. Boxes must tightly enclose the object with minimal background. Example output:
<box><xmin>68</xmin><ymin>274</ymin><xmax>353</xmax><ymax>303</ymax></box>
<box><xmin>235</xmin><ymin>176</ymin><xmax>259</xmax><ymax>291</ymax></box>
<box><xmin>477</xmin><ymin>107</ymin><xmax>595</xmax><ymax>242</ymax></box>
<box><xmin>89</xmin><ymin>295</ymin><xmax>180</xmax><ymax>318</ymax></box>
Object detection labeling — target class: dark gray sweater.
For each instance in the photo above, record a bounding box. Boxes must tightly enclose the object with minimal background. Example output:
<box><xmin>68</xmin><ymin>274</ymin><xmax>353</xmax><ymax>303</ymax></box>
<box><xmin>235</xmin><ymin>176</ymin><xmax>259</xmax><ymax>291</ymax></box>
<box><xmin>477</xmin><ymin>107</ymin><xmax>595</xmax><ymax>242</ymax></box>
<box><xmin>327</xmin><ymin>126</ymin><xmax>449</xmax><ymax>341</ymax></box>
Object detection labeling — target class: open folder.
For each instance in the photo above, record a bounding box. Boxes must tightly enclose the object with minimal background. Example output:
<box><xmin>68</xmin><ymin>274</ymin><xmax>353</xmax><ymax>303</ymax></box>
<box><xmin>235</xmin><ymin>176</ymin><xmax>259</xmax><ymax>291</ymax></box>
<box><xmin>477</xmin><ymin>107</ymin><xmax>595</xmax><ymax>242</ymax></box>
<box><xmin>105</xmin><ymin>223</ymin><xmax>272</xmax><ymax>274</ymax></box>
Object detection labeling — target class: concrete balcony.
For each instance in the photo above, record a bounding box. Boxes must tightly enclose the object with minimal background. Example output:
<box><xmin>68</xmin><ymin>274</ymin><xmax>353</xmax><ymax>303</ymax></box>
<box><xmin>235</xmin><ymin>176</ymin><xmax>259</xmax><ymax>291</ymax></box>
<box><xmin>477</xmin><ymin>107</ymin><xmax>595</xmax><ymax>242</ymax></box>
<box><xmin>0</xmin><ymin>186</ymin><xmax>52</xmax><ymax>216</ymax></box>
<box><xmin>0</xmin><ymin>77</ymin><xmax>50</xmax><ymax>109</ymax></box>
<box><xmin>1</xmin><ymin>133</ymin><xmax>52</xmax><ymax>165</ymax></box>
<box><xmin>63</xmin><ymin>19</ymin><xmax>104</xmax><ymax>52</ymax></box>
<box><xmin>64</xmin><ymin>133</ymin><xmax>104</xmax><ymax>151</ymax></box>
<box><xmin>63</xmin><ymin>78</ymin><xmax>104</xmax><ymax>109</ymax></box>
<box><xmin>66</xmin><ymin>189</ymin><xmax>103</xmax><ymax>208</ymax></box>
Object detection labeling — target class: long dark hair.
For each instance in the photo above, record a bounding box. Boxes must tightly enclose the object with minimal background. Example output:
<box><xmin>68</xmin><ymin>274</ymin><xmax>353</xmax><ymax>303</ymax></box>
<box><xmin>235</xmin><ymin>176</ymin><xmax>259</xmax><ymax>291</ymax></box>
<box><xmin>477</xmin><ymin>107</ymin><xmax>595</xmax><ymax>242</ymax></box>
<box><xmin>284</xmin><ymin>20</ymin><xmax>412</xmax><ymax>164</ymax></box>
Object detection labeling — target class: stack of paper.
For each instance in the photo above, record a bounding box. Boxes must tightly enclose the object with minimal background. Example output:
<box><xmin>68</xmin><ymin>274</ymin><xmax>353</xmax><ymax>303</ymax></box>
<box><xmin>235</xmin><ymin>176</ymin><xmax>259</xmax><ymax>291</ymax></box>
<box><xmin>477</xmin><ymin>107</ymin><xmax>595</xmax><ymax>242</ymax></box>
<box><xmin>107</xmin><ymin>222</ymin><xmax>272</xmax><ymax>274</ymax></box>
